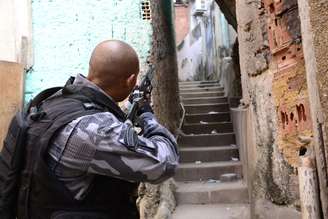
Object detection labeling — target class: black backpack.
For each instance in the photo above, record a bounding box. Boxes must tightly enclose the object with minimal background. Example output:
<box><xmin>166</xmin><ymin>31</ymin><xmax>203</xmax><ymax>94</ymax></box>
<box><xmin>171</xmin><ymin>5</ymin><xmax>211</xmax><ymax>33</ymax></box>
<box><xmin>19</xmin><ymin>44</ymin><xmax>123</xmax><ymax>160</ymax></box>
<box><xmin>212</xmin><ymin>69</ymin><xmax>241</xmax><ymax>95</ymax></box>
<box><xmin>0</xmin><ymin>78</ymin><xmax>131</xmax><ymax>219</ymax></box>
<box><xmin>0</xmin><ymin>87</ymin><xmax>62</xmax><ymax>219</ymax></box>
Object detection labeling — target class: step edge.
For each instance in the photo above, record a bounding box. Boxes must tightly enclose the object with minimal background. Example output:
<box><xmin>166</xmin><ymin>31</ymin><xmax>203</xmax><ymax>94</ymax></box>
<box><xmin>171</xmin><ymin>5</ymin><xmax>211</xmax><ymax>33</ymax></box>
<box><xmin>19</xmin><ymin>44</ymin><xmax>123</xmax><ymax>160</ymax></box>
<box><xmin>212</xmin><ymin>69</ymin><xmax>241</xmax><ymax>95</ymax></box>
<box><xmin>181</xmin><ymin>96</ymin><xmax>228</xmax><ymax>100</ymax></box>
<box><xmin>176</xmin><ymin>186</ymin><xmax>248</xmax><ymax>193</ymax></box>
<box><xmin>178</xmin><ymin>161</ymin><xmax>242</xmax><ymax>168</ymax></box>
<box><xmin>182</xmin><ymin>121</ymin><xmax>232</xmax><ymax>126</ymax></box>
<box><xmin>179</xmin><ymin>144</ymin><xmax>238</xmax><ymax>148</ymax></box>
<box><xmin>179</xmin><ymin>81</ymin><xmax>219</xmax><ymax>83</ymax></box>
<box><xmin>176</xmin><ymin>181</ymin><xmax>247</xmax><ymax>193</ymax></box>
<box><xmin>183</xmin><ymin>103</ymin><xmax>229</xmax><ymax>107</ymax></box>
<box><xmin>179</xmin><ymin>87</ymin><xmax>224</xmax><ymax>91</ymax></box>
<box><xmin>180</xmin><ymin>90</ymin><xmax>225</xmax><ymax>93</ymax></box>
<box><xmin>179</xmin><ymin>132</ymin><xmax>235</xmax><ymax>137</ymax></box>
<box><xmin>185</xmin><ymin>112</ymin><xmax>230</xmax><ymax>116</ymax></box>
<box><xmin>179</xmin><ymin>145</ymin><xmax>239</xmax><ymax>152</ymax></box>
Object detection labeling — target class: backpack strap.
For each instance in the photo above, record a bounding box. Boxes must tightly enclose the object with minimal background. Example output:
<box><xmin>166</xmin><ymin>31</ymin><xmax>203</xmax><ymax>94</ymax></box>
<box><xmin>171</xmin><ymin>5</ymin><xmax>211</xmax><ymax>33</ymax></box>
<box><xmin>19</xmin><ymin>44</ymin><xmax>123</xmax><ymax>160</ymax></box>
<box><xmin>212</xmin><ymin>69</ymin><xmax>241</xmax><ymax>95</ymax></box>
<box><xmin>26</xmin><ymin>87</ymin><xmax>63</xmax><ymax>111</ymax></box>
<box><xmin>62</xmin><ymin>80</ymin><xmax>126</xmax><ymax>121</ymax></box>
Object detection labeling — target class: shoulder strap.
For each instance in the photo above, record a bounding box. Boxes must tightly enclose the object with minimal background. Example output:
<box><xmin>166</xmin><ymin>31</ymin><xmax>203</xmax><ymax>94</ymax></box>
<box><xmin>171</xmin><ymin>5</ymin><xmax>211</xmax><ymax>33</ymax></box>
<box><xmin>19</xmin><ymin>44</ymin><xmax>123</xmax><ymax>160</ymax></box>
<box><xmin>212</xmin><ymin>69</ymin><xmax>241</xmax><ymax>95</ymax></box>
<box><xmin>62</xmin><ymin>84</ymin><xmax>126</xmax><ymax>121</ymax></box>
<box><xmin>26</xmin><ymin>87</ymin><xmax>63</xmax><ymax>113</ymax></box>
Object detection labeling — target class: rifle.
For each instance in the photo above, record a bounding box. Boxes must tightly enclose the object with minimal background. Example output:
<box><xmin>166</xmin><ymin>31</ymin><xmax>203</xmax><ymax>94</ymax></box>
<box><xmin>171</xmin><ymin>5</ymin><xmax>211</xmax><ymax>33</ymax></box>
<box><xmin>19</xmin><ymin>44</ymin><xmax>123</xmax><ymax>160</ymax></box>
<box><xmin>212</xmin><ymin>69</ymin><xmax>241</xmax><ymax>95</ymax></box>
<box><xmin>127</xmin><ymin>65</ymin><xmax>155</xmax><ymax>124</ymax></box>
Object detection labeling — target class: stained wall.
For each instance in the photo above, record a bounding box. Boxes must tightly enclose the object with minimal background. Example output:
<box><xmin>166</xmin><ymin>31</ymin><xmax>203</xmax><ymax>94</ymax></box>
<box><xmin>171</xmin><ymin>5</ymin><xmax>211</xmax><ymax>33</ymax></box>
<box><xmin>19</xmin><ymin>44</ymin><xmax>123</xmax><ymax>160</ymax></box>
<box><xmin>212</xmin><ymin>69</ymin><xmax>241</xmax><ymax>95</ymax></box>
<box><xmin>237</xmin><ymin>0</ymin><xmax>312</xmax><ymax>217</ymax></box>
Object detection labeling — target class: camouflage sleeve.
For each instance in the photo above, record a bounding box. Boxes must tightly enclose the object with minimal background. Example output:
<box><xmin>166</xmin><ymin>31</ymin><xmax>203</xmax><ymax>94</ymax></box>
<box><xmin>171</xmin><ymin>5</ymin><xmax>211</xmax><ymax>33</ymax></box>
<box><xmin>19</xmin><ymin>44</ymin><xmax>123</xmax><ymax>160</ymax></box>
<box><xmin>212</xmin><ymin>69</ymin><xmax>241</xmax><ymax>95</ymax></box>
<box><xmin>63</xmin><ymin>112</ymin><xmax>179</xmax><ymax>184</ymax></box>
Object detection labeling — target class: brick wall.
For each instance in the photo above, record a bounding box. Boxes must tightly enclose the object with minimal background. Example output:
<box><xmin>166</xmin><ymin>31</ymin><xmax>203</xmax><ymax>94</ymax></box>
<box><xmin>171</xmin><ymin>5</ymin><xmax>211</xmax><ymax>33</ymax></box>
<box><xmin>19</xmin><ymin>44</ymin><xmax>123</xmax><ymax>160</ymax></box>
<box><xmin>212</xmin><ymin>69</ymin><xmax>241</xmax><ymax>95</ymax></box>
<box><xmin>263</xmin><ymin>0</ymin><xmax>313</xmax><ymax>167</ymax></box>
<box><xmin>174</xmin><ymin>4</ymin><xmax>190</xmax><ymax>45</ymax></box>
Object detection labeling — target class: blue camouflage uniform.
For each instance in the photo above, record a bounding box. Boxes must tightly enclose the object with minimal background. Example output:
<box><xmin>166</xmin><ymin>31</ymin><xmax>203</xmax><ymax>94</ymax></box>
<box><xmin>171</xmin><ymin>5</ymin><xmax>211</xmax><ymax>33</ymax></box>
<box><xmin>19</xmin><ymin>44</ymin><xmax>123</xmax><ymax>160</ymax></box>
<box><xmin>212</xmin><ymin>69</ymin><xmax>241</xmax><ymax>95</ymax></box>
<box><xmin>46</xmin><ymin>74</ymin><xmax>180</xmax><ymax>200</ymax></box>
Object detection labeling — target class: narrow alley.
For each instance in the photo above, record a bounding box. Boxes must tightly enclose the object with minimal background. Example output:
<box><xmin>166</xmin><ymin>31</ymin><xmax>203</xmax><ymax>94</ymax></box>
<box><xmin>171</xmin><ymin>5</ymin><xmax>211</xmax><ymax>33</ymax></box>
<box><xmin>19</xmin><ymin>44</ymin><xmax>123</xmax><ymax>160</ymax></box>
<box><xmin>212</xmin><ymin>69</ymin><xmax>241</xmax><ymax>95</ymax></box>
<box><xmin>173</xmin><ymin>80</ymin><xmax>249</xmax><ymax>218</ymax></box>
<box><xmin>0</xmin><ymin>0</ymin><xmax>328</xmax><ymax>219</ymax></box>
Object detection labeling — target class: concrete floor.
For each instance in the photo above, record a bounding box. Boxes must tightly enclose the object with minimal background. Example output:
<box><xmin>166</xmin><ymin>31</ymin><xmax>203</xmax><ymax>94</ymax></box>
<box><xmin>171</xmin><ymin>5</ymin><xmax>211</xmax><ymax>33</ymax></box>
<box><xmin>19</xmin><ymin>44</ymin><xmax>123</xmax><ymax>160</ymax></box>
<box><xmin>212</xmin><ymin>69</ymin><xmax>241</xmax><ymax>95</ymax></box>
<box><xmin>171</xmin><ymin>204</ymin><xmax>250</xmax><ymax>219</ymax></box>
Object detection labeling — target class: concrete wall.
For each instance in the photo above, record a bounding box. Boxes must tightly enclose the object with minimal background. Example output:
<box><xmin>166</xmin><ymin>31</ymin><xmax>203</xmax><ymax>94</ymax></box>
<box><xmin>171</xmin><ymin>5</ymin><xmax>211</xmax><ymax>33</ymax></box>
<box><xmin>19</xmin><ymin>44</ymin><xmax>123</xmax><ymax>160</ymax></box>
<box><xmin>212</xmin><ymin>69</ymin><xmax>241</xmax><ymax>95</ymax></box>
<box><xmin>298</xmin><ymin>0</ymin><xmax>328</xmax><ymax>217</ymax></box>
<box><xmin>176</xmin><ymin>0</ymin><xmax>237</xmax><ymax>83</ymax></box>
<box><xmin>0</xmin><ymin>0</ymin><xmax>32</xmax><ymax>68</ymax></box>
<box><xmin>214</xmin><ymin>0</ymin><xmax>236</xmax><ymax>30</ymax></box>
<box><xmin>211</xmin><ymin>2</ymin><xmax>239</xmax><ymax>97</ymax></box>
<box><xmin>25</xmin><ymin>0</ymin><xmax>152</xmax><ymax>101</ymax></box>
<box><xmin>177</xmin><ymin>25</ymin><xmax>203</xmax><ymax>81</ymax></box>
<box><xmin>236</xmin><ymin>0</ymin><xmax>312</xmax><ymax>217</ymax></box>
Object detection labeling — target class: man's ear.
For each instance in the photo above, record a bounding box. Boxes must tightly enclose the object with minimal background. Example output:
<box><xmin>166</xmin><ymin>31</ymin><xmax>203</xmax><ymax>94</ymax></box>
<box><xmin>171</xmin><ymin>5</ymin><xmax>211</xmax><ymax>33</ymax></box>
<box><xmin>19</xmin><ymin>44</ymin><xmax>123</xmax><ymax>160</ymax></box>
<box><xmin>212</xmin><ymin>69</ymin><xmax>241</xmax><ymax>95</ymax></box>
<box><xmin>127</xmin><ymin>73</ymin><xmax>137</xmax><ymax>88</ymax></box>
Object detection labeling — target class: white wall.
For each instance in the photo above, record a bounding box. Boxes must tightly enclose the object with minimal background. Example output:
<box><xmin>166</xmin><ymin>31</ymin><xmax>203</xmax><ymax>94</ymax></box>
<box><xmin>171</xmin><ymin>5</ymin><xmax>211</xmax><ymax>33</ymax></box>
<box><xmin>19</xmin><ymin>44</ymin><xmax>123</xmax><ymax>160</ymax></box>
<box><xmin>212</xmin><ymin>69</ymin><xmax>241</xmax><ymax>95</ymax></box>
<box><xmin>177</xmin><ymin>29</ymin><xmax>203</xmax><ymax>81</ymax></box>
<box><xmin>177</xmin><ymin>0</ymin><xmax>237</xmax><ymax>81</ymax></box>
<box><xmin>0</xmin><ymin>0</ymin><xmax>16</xmax><ymax>62</ymax></box>
<box><xmin>0</xmin><ymin>0</ymin><xmax>32</xmax><ymax>67</ymax></box>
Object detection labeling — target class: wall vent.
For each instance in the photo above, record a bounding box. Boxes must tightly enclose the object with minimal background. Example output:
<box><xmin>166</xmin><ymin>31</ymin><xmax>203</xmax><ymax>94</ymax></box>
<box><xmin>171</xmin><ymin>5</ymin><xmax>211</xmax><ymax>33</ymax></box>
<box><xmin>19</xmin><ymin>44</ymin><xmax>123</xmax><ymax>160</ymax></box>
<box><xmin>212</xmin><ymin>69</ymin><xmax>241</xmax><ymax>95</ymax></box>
<box><xmin>141</xmin><ymin>1</ymin><xmax>151</xmax><ymax>21</ymax></box>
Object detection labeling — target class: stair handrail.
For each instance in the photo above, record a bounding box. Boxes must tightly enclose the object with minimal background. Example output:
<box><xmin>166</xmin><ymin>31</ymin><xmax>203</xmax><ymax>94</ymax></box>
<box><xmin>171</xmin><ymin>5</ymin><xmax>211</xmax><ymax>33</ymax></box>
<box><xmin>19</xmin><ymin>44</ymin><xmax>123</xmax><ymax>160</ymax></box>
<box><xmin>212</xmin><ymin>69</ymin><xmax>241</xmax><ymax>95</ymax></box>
<box><xmin>176</xmin><ymin>102</ymin><xmax>186</xmax><ymax>142</ymax></box>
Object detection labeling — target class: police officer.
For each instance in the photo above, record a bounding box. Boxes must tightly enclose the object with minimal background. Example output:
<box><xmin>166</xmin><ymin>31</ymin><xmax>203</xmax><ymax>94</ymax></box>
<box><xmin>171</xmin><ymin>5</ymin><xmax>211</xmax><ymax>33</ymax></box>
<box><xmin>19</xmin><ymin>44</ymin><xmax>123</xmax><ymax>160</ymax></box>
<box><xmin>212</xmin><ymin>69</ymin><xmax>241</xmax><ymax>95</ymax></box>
<box><xmin>18</xmin><ymin>40</ymin><xmax>179</xmax><ymax>219</ymax></box>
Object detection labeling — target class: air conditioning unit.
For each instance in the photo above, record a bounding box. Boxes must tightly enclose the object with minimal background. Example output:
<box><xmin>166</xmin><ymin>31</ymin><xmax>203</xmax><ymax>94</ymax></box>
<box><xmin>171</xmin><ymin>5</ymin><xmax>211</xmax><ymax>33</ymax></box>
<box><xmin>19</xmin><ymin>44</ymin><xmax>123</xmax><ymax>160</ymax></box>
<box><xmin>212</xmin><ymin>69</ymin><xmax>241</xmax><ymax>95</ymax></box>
<box><xmin>193</xmin><ymin>0</ymin><xmax>207</xmax><ymax>15</ymax></box>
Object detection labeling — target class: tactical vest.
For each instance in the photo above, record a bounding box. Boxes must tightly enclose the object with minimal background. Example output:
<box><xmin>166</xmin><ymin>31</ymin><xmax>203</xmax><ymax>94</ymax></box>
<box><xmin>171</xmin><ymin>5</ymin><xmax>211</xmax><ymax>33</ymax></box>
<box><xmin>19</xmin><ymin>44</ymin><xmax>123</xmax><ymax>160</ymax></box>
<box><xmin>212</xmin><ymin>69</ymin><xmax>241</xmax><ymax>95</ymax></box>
<box><xmin>17</xmin><ymin>78</ymin><xmax>139</xmax><ymax>219</ymax></box>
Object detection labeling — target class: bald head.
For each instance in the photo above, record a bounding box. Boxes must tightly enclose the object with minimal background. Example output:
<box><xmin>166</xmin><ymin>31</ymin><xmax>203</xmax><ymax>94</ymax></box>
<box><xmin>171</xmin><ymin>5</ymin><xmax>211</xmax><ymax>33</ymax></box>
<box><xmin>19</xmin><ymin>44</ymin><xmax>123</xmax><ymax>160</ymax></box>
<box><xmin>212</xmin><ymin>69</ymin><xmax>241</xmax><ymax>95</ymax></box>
<box><xmin>87</xmin><ymin>40</ymin><xmax>140</xmax><ymax>101</ymax></box>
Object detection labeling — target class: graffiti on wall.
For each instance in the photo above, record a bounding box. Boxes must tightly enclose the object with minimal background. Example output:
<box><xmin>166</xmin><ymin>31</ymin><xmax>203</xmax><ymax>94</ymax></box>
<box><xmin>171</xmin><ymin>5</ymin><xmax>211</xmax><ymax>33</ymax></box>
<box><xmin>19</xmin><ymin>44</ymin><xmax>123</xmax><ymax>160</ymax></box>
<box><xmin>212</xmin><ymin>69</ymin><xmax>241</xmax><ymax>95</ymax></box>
<box><xmin>263</xmin><ymin>0</ymin><xmax>313</xmax><ymax>167</ymax></box>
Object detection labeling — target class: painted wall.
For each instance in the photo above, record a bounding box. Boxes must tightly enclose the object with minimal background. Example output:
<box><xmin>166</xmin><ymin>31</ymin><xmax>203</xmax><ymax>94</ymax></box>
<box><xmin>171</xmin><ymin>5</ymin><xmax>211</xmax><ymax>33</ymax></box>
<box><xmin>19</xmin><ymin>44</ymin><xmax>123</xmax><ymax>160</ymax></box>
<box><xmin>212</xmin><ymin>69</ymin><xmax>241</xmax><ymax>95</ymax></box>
<box><xmin>25</xmin><ymin>0</ymin><xmax>152</xmax><ymax>101</ymax></box>
<box><xmin>176</xmin><ymin>25</ymin><xmax>203</xmax><ymax>81</ymax></box>
<box><xmin>0</xmin><ymin>0</ymin><xmax>32</xmax><ymax>67</ymax></box>
<box><xmin>176</xmin><ymin>0</ymin><xmax>236</xmax><ymax>83</ymax></box>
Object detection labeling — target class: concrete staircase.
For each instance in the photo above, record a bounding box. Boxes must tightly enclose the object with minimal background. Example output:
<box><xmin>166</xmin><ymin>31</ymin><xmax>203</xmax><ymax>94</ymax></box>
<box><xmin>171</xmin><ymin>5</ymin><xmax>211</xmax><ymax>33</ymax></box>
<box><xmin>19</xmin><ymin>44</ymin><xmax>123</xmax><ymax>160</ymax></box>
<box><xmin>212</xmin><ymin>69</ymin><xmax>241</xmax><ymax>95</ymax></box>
<box><xmin>172</xmin><ymin>81</ymin><xmax>250</xmax><ymax>219</ymax></box>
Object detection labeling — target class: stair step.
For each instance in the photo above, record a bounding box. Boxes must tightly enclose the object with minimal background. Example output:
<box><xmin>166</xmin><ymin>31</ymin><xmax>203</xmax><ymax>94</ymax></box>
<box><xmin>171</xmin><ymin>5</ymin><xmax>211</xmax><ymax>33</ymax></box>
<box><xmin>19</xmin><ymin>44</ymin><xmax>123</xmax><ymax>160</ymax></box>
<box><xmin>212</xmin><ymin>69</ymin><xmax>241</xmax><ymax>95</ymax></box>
<box><xmin>179</xmin><ymin>86</ymin><xmax>224</xmax><ymax>93</ymax></box>
<box><xmin>175</xmin><ymin>180</ymin><xmax>248</xmax><ymax>204</ymax></box>
<box><xmin>179</xmin><ymin>83</ymin><xmax>221</xmax><ymax>89</ymax></box>
<box><xmin>172</xmin><ymin>204</ymin><xmax>250</xmax><ymax>219</ymax></box>
<box><xmin>182</xmin><ymin>122</ymin><xmax>233</xmax><ymax>134</ymax></box>
<box><xmin>180</xmin><ymin>91</ymin><xmax>225</xmax><ymax>98</ymax></box>
<box><xmin>175</xmin><ymin>161</ymin><xmax>242</xmax><ymax>181</ymax></box>
<box><xmin>220</xmin><ymin>173</ymin><xmax>239</xmax><ymax>182</ymax></box>
<box><xmin>184</xmin><ymin>103</ymin><xmax>230</xmax><ymax>114</ymax></box>
<box><xmin>179</xmin><ymin>80</ymin><xmax>219</xmax><ymax>85</ymax></box>
<box><xmin>178</xmin><ymin>133</ymin><xmax>235</xmax><ymax>147</ymax></box>
<box><xmin>179</xmin><ymin>145</ymin><xmax>239</xmax><ymax>162</ymax></box>
<box><xmin>181</xmin><ymin>96</ymin><xmax>228</xmax><ymax>104</ymax></box>
<box><xmin>185</xmin><ymin>112</ymin><xmax>231</xmax><ymax>124</ymax></box>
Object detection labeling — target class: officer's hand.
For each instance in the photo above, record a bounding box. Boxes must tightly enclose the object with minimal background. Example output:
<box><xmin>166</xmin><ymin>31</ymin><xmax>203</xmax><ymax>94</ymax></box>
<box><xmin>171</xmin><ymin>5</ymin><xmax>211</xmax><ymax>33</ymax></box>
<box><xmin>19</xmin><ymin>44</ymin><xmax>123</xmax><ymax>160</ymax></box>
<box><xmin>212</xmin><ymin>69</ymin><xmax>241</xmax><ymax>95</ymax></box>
<box><xmin>137</xmin><ymin>101</ymin><xmax>153</xmax><ymax>116</ymax></box>
<box><xmin>128</xmin><ymin>86</ymin><xmax>140</xmax><ymax>103</ymax></box>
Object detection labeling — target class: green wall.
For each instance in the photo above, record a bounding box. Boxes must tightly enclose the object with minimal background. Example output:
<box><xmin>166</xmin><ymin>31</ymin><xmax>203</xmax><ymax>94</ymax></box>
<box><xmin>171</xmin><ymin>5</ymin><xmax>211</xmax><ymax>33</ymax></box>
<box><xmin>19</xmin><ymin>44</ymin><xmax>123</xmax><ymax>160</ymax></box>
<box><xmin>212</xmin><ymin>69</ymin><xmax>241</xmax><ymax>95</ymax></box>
<box><xmin>26</xmin><ymin>0</ymin><xmax>152</xmax><ymax>101</ymax></box>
